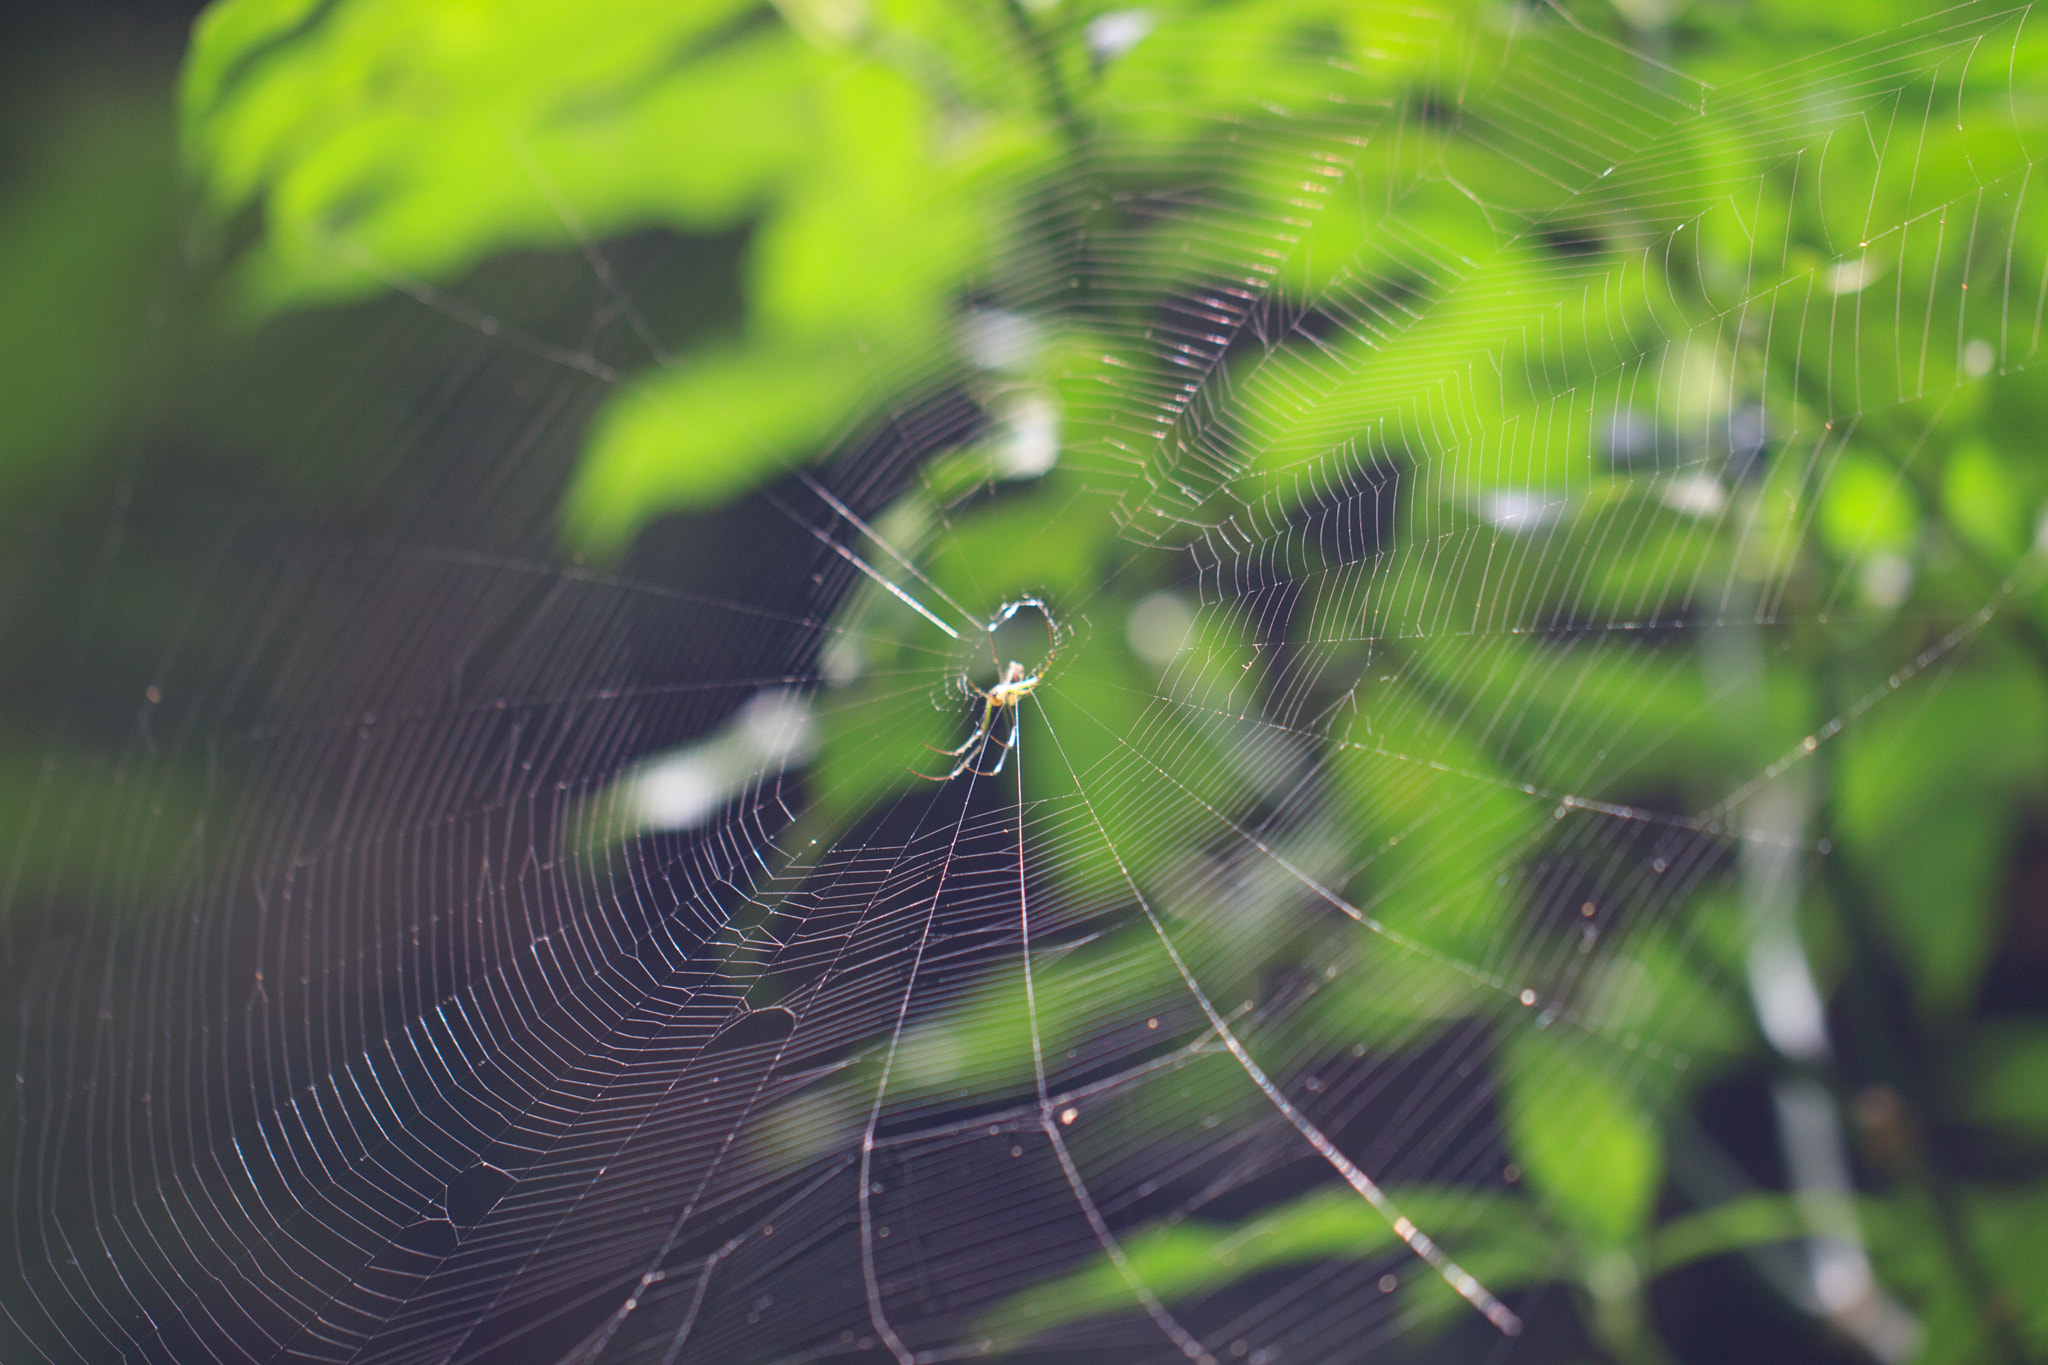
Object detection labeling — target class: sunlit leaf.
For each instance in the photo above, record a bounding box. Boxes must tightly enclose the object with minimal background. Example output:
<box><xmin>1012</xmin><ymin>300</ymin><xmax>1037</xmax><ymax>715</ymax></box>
<box><xmin>1500</xmin><ymin>1030</ymin><xmax>1662</xmax><ymax>1244</ymax></box>
<box><xmin>975</xmin><ymin>1185</ymin><xmax>1554</xmax><ymax>1347</ymax></box>
<box><xmin>1645</xmin><ymin>1193</ymin><xmax>1807</xmax><ymax>1276</ymax></box>
<box><xmin>1836</xmin><ymin>663</ymin><xmax>2048</xmax><ymax>1010</ymax></box>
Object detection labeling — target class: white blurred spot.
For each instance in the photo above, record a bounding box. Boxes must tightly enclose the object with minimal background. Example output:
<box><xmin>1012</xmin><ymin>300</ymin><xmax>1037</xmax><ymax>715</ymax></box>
<box><xmin>1601</xmin><ymin>409</ymin><xmax>1660</xmax><ymax>467</ymax></box>
<box><xmin>630</xmin><ymin>690</ymin><xmax>815</xmax><ymax>833</ymax></box>
<box><xmin>821</xmin><ymin>633</ymin><xmax>863</xmax><ymax>686</ymax></box>
<box><xmin>1609</xmin><ymin>0</ymin><xmax>1679</xmax><ymax>26</ymax></box>
<box><xmin>1963</xmin><ymin>338</ymin><xmax>1995</xmax><ymax>379</ymax></box>
<box><xmin>1086</xmin><ymin>8</ymin><xmax>1153</xmax><ymax>62</ymax></box>
<box><xmin>992</xmin><ymin>391</ymin><xmax>1059</xmax><ymax>479</ymax></box>
<box><xmin>637</xmin><ymin>758</ymin><xmax>723</xmax><ymax>831</ymax></box>
<box><xmin>1749</xmin><ymin>930</ymin><xmax>1831</xmax><ymax>1063</ymax></box>
<box><xmin>757</xmin><ymin>1090</ymin><xmax>858</xmax><ymax>1168</ymax></box>
<box><xmin>1585</xmin><ymin>1250</ymin><xmax>1640</xmax><ymax>1301</ymax></box>
<box><xmin>1773</xmin><ymin>1078</ymin><xmax>1924</xmax><ymax>1362</ymax></box>
<box><xmin>1728</xmin><ymin>405</ymin><xmax>1769</xmax><ymax>473</ymax></box>
<box><xmin>961</xmin><ymin>309</ymin><xmax>1042</xmax><ymax>373</ymax></box>
<box><xmin>1127</xmin><ymin>590</ymin><xmax>1194</xmax><ymax>666</ymax></box>
<box><xmin>1859</xmin><ymin>553</ymin><xmax>1913</xmax><ymax>609</ymax></box>
<box><xmin>1477</xmin><ymin>489</ymin><xmax>1561</xmax><ymax>532</ymax></box>
<box><xmin>897</xmin><ymin>1023</ymin><xmax>965</xmax><ymax>1087</ymax></box>
<box><xmin>739</xmin><ymin>689</ymin><xmax>812</xmax><ymax>754</ymax></box>
<box><xmin>1660</xmin><ymin>473</ymin><xmax>1726</xmax><ymax>518</ymax></box>
<box><xmin>773</xmin><ymin>0</ymin><xmax>867</xmax><ymax>40</ymax></box>
<box><xmin>1825</xmin><ymin>255</ymin><xmax>1882</xmax><ymax>295</ymax></box>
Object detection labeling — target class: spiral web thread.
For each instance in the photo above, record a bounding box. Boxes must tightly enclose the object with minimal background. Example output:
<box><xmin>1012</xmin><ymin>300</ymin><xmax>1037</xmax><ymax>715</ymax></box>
<box><xmin>3</xmin><ymin>4</ymin><xmax>2041</xmax><ymax>1363</ymax></box>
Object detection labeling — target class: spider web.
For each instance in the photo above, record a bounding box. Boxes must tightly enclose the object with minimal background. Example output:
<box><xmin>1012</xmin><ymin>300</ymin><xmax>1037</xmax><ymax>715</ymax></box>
<box><xmin>3</xmin><ymin>2</ymin><xmax>2042</xmax><ymax>1363</ymax></box>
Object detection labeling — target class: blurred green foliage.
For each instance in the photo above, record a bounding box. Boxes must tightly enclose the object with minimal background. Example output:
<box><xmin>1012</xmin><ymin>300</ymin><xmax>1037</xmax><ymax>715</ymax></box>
<box><xmin>130</xmin><ymin>0</ymin><xmax>2048</xmax><ymax>1359</ymax></box>
<box><xmin>0</xmin><ymin>81</ymin><xmax>174</xmax><ymax>498</ymax></box>
<box><xmin>0</xmin><ymin>50</ymin><xmax>218</xmax><ymax>912</ymax></box>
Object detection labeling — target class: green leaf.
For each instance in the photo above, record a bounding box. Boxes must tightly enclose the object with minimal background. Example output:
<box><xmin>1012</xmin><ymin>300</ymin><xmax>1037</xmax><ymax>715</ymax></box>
<box><xmin>974</xmin><ymin>1185</ymin><xmax>1551</xmax><ymax>1347</ymax></box>
<box><xmin>1646</xmin><ymin>1194</ymin><xmax>1808</xmax><ymax>1277</ymax></box>
<box><xmin>567</xmin><ymin>349</ymin><xmax>872</xmax><ymax>545</ymax></box>
<box><xmin>1865</xmin><ymin>1186</ymin><xmax>2048</xmax><ymax>1365</ymax></box>
<box><xmin>1324</xmin><ymin>676</ymin><xmax>1547</xmax><ymax>960</ymax></box>
<box><xmin>0</xmin><ymin>84</ymin><xmax>176</xmax><ymax>493</ymax></box>
<box><xmin>1499</xmin><ymin>1030</ymin><xmax>1662</xmax><ymax>1244</ymax></box>
<box><xmin>1835</xmin><ymin>664</ymin><xmax>2048</xmax><ymax>1011</ymax></box>
<box><xmin>1820</xmin><ymin>453</ymin><xmax>1920</xmax><ymax>560</ymax></box>
<box><xmin>183</xmin><ymin>0</ymin><xmax>1063</xmax><ymax>553</ymax></box>
<box><xmin>0</xmin><ymin>734</ymin><xmax>218</xmax><ymax>919</ymax></box>
<box><xmin>1955</xmin><ymin>1022</ymin><xmax>2048</xmax><ymax>1133</ymax></box>
<box><xmin>1859</xmin><ymin>798</ymin><xmax>2010</xmax><ymax>1013</ymax></box>
<box><xmin>1943</xmin><ymin>441</ymin><xmax>2030</xmax><ymax>560</ymax></box>
<box><xmin>185</xmin><ymin>0</ymin><xmax>807</xmax><ymax>309</ymax></box>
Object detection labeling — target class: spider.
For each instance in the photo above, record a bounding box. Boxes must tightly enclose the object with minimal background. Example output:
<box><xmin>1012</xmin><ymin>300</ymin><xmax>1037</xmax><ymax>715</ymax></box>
<box><xmin>918</xmin><ymin>599</ymin><xmax>1053</xmax><ymax>782</ymax></box>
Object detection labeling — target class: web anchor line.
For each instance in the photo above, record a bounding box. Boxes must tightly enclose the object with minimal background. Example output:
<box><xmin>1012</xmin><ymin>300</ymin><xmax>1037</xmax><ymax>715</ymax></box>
<box><xmin>1033</xmin><ymin>701</ymin><xmax>1525</xmax><ymax>1338</ymax></box>
<box><xmin>795</xmin><ymin>470</ymin><xmax>982</xmax><ymax>630</ymax></box>
<box><xmin>1008</xmin><ymin>706</ymin><xmax>1222</xmax><ymax>1365</ymax></box>
<box><xmin>856</xmin><ymin>760</ymin><xmax>988</xmax><ymax>1364</ymax></box>
<box><xmin>798</xmin><ymin>481</ymin><xmax>1524</xmax><ymax>1338</ymax></box>
<box><xmin>764</xmin><ymin>486</ymin><xmax>969</xmax><ymax>641</ymax></box>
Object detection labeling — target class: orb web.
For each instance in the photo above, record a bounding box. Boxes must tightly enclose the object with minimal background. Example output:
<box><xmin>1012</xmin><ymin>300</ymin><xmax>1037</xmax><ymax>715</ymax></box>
<box><xmin>2</xmin><ymin>3</ymin><xmax>2040</xmax><ymax>1363</ymax></box>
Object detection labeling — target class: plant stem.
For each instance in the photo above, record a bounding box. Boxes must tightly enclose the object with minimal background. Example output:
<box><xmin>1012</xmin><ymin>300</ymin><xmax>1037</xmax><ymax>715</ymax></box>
<box><xmin>1817</xmin><ymin>812</ymin><xmax>2034</xmax><ymax>1365</ymax></box>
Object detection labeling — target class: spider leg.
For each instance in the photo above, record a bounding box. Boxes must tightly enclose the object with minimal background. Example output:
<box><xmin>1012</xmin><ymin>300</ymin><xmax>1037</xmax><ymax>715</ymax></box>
<box><xmin>912</xmin><ymin>698</ymin><xmax>998</xmax><ymax>780</ymax></box>
<box><xmin>966</xmin><ymin>709</ymin><xmax>1021</xmax><ymax>778</ymax></box>
<box><xmin>925</xmin><ymin>731</ymin><xmax>988</xmax><ymax>759</ymax></box>
<box><xmin>923</xmin><ymin>697</ymin><xmax>999</xmax><ymax>756</ymax></box>
<box><xmin>911</xmin><ymin>677</ymin><xmax>1034</xmax><ymax>782</ymax></box>
<box><xmin>912</xmin><ymin>751</ymin><xmax>977</xmax><ymax>783</ymax></box>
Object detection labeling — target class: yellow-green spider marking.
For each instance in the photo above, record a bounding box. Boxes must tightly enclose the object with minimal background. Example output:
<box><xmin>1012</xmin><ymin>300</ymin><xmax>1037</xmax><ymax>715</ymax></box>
<box><xmin>917</xmin><ymin>598</ymin><xmax>1053</xmax><ymax>782</ymax></box>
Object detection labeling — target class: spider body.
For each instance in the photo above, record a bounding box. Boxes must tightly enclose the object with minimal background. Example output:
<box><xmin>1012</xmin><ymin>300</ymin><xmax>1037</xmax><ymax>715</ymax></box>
<box><xmin>919</xmin><ymin>599</ymin><xmax>1054</xmax><ymax>782</ymax></box>
<box><xmin>921</xmin><ymin>659</ymin><xmax>1040</xmax><ymax>782</ymax></box>
<box><xmin>983</xmin><ymin>658</ymin><xmax>1036</xmax><ymax>709</ymax></box>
